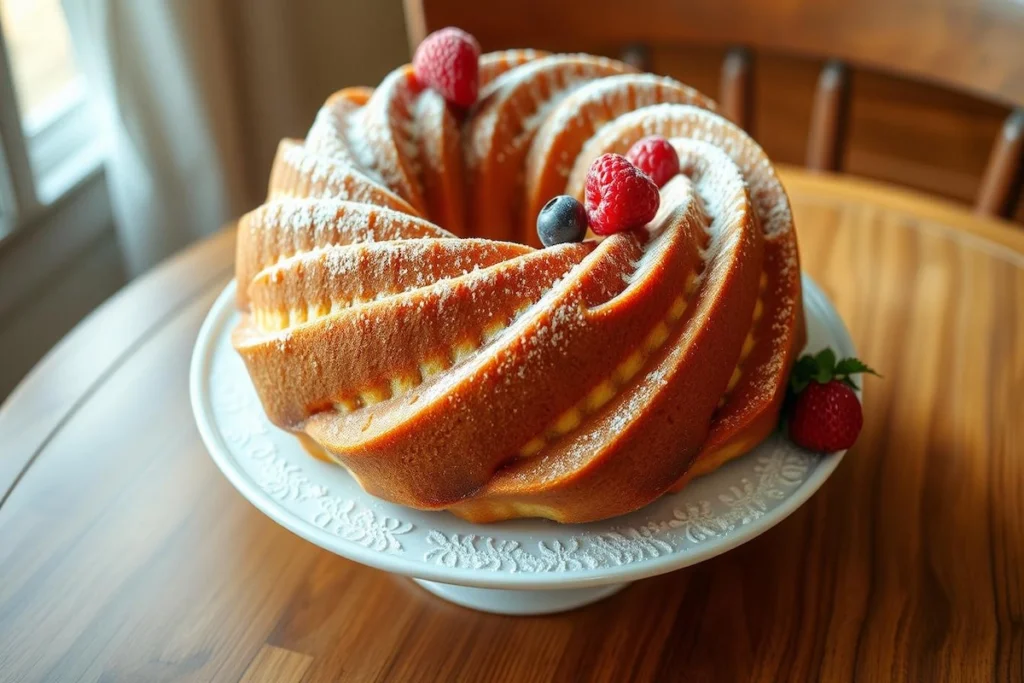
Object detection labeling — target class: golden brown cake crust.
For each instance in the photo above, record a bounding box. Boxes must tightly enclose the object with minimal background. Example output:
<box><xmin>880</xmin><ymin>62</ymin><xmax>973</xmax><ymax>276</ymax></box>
<box><xmin>232</xmin><ymin>51</ymin><xmax>805</xmax><ymax>523</ymax></box>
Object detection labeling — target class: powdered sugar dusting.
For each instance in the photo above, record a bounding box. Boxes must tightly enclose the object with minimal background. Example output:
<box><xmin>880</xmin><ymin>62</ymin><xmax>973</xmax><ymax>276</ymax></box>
<box><xmin>465</xmin><ymin>54</ymin><xmax>632</xmax><ymax>166</ymax></box>
<box><xmin>479</xmin><ymin>48</ymin><xmax>549</xmax><ymax>87</ymax></box>
<box><xmin>353</xmin><ymin>67</ymin><xmax>425</xmax><ymax>209</ymax></box>
<box><xmin>234</xmin><ymin>49</ymin><xmax>805</xmax><ymax>522</ymax></box>
<box><xmin>413</xmin><ymin>92</ymin><xmax>446</xmax><ymax>172</ymax></box>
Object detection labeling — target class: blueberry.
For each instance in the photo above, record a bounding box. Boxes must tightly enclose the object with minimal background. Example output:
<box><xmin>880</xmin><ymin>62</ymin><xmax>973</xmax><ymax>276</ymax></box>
<box><xmin>536</xmin><ymin>195</ymin><xmax>588</xmax><ymax>247</ymax></box>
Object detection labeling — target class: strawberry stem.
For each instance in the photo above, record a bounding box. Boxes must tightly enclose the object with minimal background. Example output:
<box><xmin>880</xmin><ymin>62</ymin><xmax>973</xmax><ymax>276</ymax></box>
<box><xmin>788</xmin><ymin>348</ymin><xmax>880</xmax><ymax>394</ymax></box>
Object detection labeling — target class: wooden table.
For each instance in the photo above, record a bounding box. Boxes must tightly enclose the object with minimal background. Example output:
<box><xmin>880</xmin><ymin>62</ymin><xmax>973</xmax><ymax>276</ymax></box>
<box><xmin>1</xmin><ymin>168</ymin><xmax>1021</xmax><ymax>682</ymax></box>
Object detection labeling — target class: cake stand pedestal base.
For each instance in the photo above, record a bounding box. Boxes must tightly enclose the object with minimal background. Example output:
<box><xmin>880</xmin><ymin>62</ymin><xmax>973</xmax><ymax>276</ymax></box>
<box><xmin>413</xmin><ymin>579</ymin><xmax>628</xmax><ymax>615</ymax></box>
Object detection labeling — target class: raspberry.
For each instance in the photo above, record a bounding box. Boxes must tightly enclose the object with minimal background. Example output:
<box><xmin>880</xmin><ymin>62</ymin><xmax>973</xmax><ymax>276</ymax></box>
<box><xmin>584</xmin><ymin>153</ymin><xmax>660</xmax><ymax>235</ymax></box>
<box><xmin>625</xmin><ymin>136</ymin><xmax>680</xmax><ymax>188</ymax></box>
<box><xmin>412</xmin><ymin>27</ymin><xmax>480</xmax><ymax>107</ymax></box>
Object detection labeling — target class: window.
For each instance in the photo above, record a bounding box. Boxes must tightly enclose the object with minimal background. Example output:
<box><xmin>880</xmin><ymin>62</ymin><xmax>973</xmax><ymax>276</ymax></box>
<box><xmin>3</xmin><ymin>0</ymin><xmax>78</xmax><ymax>116</ymax></box>
<box><xmin>0</xmin><ymin>0</ymin><xmax>104</xmax><ymax>239</ymax></box>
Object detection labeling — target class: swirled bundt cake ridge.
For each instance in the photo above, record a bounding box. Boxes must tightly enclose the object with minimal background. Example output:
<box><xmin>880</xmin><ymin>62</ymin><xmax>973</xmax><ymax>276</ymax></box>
<box><xmin>232</xmin><ymin>42</ymin><xmax>805</xmax><ymax>523</ymax></box>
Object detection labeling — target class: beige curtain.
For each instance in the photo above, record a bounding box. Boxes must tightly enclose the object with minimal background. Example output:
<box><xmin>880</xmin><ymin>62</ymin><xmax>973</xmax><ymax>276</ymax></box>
<box><xmin>61</xmin><ymin>0</ymin><xmax>410</xmax><ymax>275</ymax></box>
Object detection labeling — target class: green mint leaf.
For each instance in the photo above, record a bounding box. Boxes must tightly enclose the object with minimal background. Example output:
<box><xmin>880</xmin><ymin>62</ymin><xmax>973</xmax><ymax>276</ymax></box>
<box><xmin>835</xmin><ymin>358</ymin><xmax>881</xmax><ymax>378</ymax></box>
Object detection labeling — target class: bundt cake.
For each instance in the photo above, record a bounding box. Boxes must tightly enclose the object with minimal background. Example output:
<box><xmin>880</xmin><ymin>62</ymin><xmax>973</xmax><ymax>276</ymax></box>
<box><xmin>232</xmin><ymin>40</ymin><xmax>806</xmax><ymax>523</ymax></box>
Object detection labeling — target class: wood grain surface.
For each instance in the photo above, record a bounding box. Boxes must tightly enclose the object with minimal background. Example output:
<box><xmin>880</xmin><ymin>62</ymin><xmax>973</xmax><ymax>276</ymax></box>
<box><xmin>0</xmin><ymin>168</ymin><xmax>1021</xmax><ymax>682</ymax></box>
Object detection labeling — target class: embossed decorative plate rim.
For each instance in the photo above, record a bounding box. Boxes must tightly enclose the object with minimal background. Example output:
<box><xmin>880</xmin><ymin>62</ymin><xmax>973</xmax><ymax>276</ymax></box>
<box><xmin>191</xmin><ymin>275</ymin><xmax>857</xmax><ymax>590</ymax></box>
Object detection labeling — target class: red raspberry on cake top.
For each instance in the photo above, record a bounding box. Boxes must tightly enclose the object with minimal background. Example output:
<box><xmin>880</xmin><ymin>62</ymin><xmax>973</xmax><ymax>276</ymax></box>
<box><xmin>584</xmin><ymin>153</ymin><xmax>660</xmax><ymax>235</ymax></box>
<box><xmin>412</xmin><ymin>27</ymin><xmax>481</xmax><ymax>107</ymax></box>
<box><xmin>626</xmin><ymin>135</ymin><xmax>680</xmax><ymax>188</ymax></box>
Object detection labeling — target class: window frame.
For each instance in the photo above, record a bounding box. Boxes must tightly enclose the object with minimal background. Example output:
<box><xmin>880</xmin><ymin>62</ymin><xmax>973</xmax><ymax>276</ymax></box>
<box><xmin>0</xmin><ymin>9</ymin><xmax>105</xmax><ymax>243</ymax></box>
<box><xmin>25</xmin><ymin>78</ymin><xmax>105</xmax><ymax>206</ymax></box>
<box><xmin>0</xmin><ymin>23</ymin><xmax>36</xmax><ymax>238</ymax></box>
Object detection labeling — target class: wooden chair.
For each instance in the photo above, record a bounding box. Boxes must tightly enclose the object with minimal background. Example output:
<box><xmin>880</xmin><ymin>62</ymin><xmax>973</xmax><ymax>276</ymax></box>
<box><xmin>404</xmin><ymin>0</ymin><xmax>1024</xmax><ymax>219</ymax></box>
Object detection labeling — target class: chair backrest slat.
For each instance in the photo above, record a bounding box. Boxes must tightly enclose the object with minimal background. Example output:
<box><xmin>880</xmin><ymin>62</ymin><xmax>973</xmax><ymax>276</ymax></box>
<box><xmin>719</xmin><ymin>47</ymin><xmax>754</xmax><ymax>133</ymax></box>
<box><xmin>976</xmin><ymin>110</ymin><xmax>1024</xmax><ymax>218</ymax></box>
<box><xmin>620</xmin><ymin>43</ymin><xmax>652</xmax><ymax>72</ymax></box>
<box><xmin>806</xmin><ymin>60</ymin><xmax>851</xmax><ymax>173</ymax></box>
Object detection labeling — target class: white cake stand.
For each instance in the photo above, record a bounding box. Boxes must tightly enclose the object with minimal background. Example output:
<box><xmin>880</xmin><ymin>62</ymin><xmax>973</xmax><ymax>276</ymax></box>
<box><xmin>190</xmin><ymin>275</ymin><xmax>856</xmax><ymax>615</ymax></box>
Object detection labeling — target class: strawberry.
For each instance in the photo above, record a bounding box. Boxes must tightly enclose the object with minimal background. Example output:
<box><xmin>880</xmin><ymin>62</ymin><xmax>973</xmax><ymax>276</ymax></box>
<box><xmin>786</xmin><ymin>348</ymin><xmax>879</xmax><ymax>452</ymax></box>
<box><xmin>789</xmin><ymin>381</ymin><xmax>863</xmax><ymax>452</ymax></box>
<box><xmin>412</xmin><ymin>27</ymin><xmax>481</xmax><ymax>108</ymax></box>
